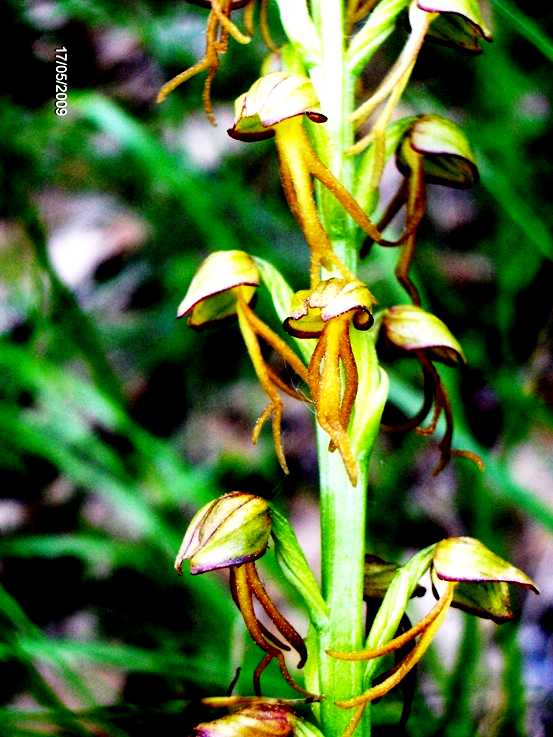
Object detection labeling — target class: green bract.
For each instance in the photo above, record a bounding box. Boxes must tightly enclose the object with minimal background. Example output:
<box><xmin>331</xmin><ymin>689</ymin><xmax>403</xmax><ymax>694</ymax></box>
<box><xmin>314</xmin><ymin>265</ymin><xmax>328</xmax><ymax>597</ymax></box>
<box><xmin>177</xmin><ymin>250</ymin><xmax>260</xmax><ymax>327</ymax></box>
<box><xmin>175</xmin><ymin>492</ymin><xmax>271</xmax><ymax>574</ymax></box>
<box><xmin>397</xmin><ymin>114</ymin><xmax>478</xmax><ymax>188</ymax></box>
<box><xmin>363</xmin><ymin>555</ymin><xmax>426</xmax><ymax>601</ymax></box>
<box><xmin>382</xmin><ymin>304</ymin><xmax>465</xmax><ymax>365</ymax></box>
<box><xmin>418</xmin><ymin>0</ymin><xmax>493</xmax><ymax>53</ymax></box>
<box><xmin>432</xmin><ymin>536</ymin><xmax>539</xmax><ymax>622</ymax></box>
<box><xmin>228</xmin><ymin>72</ymin><xmax>327</xmax><ymax>141</ymax></box>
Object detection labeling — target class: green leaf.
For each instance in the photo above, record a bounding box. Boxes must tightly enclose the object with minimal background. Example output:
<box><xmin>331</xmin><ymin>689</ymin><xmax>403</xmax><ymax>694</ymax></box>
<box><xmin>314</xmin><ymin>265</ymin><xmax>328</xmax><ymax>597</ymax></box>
<box><xmin>492</xmin><ymin>0</ymin><xmax>553</xmax><ymax>64</ymax></box>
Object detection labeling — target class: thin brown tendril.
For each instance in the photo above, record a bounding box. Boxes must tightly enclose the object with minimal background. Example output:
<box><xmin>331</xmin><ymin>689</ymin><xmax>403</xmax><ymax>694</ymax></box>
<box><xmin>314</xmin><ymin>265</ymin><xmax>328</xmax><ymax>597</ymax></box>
<box><xmin>300</xmin><ymin>124</ymin><xmax>382</xmax><ymax>244</ymax></box>
<box><xmin>245</xmin><ymin>562</ymin><xmax>307</xmax><ymax>667</ymax></box>
<box><xmin>335</xmin><ymin>582</ymin><xmax>456</xmax><ymax>712</ymax></box>
<box><xmin>239</xmin><ymin>299</ymin><xmax>308</xmax><ymax>383</ymax></box>
<box><xmin>157</xmin><ymin>0</ymin><xmax>251</xmax><ymax>124</ymax></box>
<box><xmin>229</xmin><ymin>567</ymin><xmax>291</xmax><ymax>651</ymax></box>
<box><xmin>415</xmin><ymin>353</ymin><xmax>484</xmax><ymax>475</ymax></box>
<box><xmin>328</xmin><ymin>577</ymin><xmax>455</xmax><ymax>661</ymax></box>
<box><xmin>259</xmin><ymin>0</ymin><xmax>277</xmax><ymax>51</ymax></box>
<box><xmin>230</xmin><ymin>565</ymin><xmax>319</xmax><ymax>699</ymax></box>
<box><xmin>382</xmin><ymin>356</ymin><xmax>434</xmax><ymax>433</ymax></box>
<box><xmin>236</xmin><ymin>300</ymin><xmax>288</xmax><ymax>473</ymax></box>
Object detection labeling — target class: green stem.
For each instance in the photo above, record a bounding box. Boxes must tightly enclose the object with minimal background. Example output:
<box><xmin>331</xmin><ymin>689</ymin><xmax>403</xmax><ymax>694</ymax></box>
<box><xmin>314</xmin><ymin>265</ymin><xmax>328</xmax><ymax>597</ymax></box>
<box><xmin>317</xmin><ymin>439</ymin><xmax>369</xmax><ymax>737</ymax></box>
<box><xmin>310</xmin><ymin>4</ymin><xmax>373</xmax><ymax>736</ymax></box>
<box><xmin>310</xmin><ymin>0</ymin><xmax>356</xmax><ymax>272</ymax></box>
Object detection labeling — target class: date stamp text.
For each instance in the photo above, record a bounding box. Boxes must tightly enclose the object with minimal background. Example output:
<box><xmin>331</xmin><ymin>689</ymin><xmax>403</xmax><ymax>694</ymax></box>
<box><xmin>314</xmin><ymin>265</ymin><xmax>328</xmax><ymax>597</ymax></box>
<box><xmin>55</xmin><ymin>47</ymin><xmax>68</xmax><ymax>117</ymax></box>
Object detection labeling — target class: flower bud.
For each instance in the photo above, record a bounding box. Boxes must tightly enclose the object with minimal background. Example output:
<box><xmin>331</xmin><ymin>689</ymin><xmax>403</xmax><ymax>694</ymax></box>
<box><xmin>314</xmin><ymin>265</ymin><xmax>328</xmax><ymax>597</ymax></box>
<box><xmin>177</xmin><ymin>250</ymin><xmax>260</xmax><ymax>327</ymax></box>
<box><xmin>397</xmin><ymin>114</ymin><xmax>478</xmax><ymax>189</ymax></box>
<box><xmin>175</xmin><ymin>492</ymin><xmax>271</xmax><ymax>575</ymax></box>
<box><xmin>432</xmin><ymin>536</ymin><xmax>539</xmax><ymax>622</ymax></box>
<box><xmin>417</xmin><ymin>0</ymin><xmax>492</xmax><ymax>53</ymax></box>
<box><xmin>382</xmin><ymin>304</ymin><xmax>464</xmax><ymax>366</ymax></box>
<box><xmin>284</xmin><ymin>278</ymin><xmax>375</xmax><ymax>338</ymax></box>
<box><xmin>228</xmin><ymin>72</ymin><xmax>327</xmax><ymax>141</ymax></box>
<box><xmin>195</xmin><ymin>703</ymin><xmax>295</xmax><ymax>737</ymax></box>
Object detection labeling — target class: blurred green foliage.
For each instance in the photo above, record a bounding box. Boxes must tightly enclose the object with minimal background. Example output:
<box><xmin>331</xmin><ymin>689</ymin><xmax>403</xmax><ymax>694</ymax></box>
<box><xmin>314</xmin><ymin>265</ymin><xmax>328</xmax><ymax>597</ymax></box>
<box><xmin>0</xmin><ymin>1</ymin><xmax>552</xmax><ymax>735</ymax></box>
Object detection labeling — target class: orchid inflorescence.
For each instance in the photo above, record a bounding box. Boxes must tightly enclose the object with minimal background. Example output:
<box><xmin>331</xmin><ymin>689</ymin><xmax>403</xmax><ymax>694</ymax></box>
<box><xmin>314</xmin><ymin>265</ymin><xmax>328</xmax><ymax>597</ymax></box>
<box><xmin>160</xmin><ymin>3</ymin><xmax>538</xmax><ymax>737</ymax></box>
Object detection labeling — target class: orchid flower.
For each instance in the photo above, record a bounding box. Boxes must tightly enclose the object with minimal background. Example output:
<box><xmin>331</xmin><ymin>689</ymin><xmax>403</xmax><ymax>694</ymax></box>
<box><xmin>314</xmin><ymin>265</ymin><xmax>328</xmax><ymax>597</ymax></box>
<box><xmin>284</xmin><ymin>278</ymin><xmax>376</xmax><ymax>485</ymax></box>
<box><xmin>176</xmin><ymin>492</ymin><xmax>317</xmax><ymax>698</ymax></box>
<box><xmin>381</xmin><ymin>304</ymin><xmax>483</xmax><ymax>473</ymax></box>
<box><xmin>228</xmin><ymin>73</ymin><xmax>383</xmax><ymax>286</ymax></box>
<box><xmin>178</xmin><ymin>250</ymin><xmax>308</xmax><ymax>473</ymax></box>
<box><xmin>362</xmin><ymin>114</ymin><xmax>479</xmax><ymax>304</ymax></box>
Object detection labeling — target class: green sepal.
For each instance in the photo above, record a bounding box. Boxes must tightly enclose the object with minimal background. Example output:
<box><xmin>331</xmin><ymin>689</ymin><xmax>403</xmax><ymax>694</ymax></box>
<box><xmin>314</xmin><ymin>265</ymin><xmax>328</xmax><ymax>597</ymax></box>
<box><xmin>176</xmin><ymin>492</ymin><xmax>271</xmax><ymax>575</ymax></box>
<box><xmin>364</xmin><ymin>554</ymin><xmax>426</xmax><ymax>601</ymax></box>
<box><xmin>269</xmin><ymin>505</ymin><xmax>329</xmax><ymax>630</ymax></box>
<box><xmin>397</xmin><ymin>114</ymin><xmax>478</xmax><ymax>189</ymax></box>
<box><xmin>382</xmin><ymin>304</ymin><xmax>465</xmax><ymax>365</ymax></box>
<box><xmin>294</xmin><ymin>717</ymin><xmax>326</xmax><ymax>737</ymax></box>
<box><xmin>432</xmin><ymin>536</ymin><xmax>539</xmax><ymax>623</ymax></box>
<box><xmin>177</xmin><ymin>250</ymin><xmax>259</xmax><ymax>327</ymax></box>
<box><xmin>228</xmin><ymin>73</ymin><xmax>326</xmax><ymax>141</ymax></box>
<box><xmin>418</xmin><ymin>0</ymin><xmax>492</xmax><ymax>53</ymax></box>
<box><xmin>433</xmin><ymin>536</ymin><xmax>538</xmax><ymax>589</ymax></box>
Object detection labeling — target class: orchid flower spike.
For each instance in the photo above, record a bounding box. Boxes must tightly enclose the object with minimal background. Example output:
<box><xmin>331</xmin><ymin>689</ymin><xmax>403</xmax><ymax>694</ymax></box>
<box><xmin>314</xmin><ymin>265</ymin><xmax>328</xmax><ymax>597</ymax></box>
<box><xmin>362</xmin><ymin>114</ymin><xmax>478</xmax><ymax>304</ymax></box>
<box><xmin>228</xmin><ymin>73</ymin><xmax>383</xmax><ymax>286</ymax></box>
<box><xmin>329</xmin><ymin>537</ymin><xmax>537</xmax><ymax>737</ymax></box>
<box><xmin>178</xmin><ymin>250</ymin><xmax>308</xmax><ymax>474</ymax></box>
<box><xmin>176</xmin><ymin>493</ymin><xmax>317</xmax><ymax>699</ymax></box>
<box><xmin>284</xmin><ymin>278</ymin><xmax>376</xmax><ymax>486</ymax></box>
<box><xmin>156</xmin><ymin>1</ymin><xmax>255</xmax><ymax>124</ymax></box>
<box><xmin>381</xmin><ymin>303</ymin><xmax>483</xmax><ymax>474</ymax></box>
